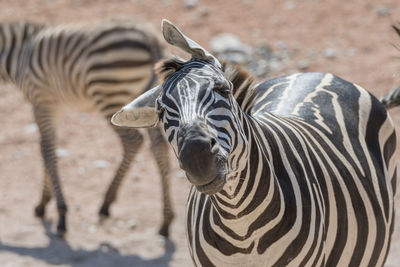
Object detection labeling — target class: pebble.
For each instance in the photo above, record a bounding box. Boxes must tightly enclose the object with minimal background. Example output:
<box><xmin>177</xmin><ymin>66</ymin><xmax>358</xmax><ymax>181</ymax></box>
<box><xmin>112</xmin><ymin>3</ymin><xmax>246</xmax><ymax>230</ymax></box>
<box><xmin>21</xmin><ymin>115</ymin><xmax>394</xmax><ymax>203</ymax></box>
<box><xmin>56</xmin><ymin>148</ymin><xmax>70</xmax><ymax>158</ymax></box>
<box><xmin>209</xmin><ymin>33</ymin><xmax>293</xmax><ymax>78</ymax></box>
<box><xmin>24</xmin><ymin>123</ymin><xmax>38</xmax><ymax>134</ymax></box>
<box><xmin>199</xmin><ymin>7</ymin><xmax>210</xmax><ymax>17</ymax></box>
<box><xmin>377</xmin><ymin>6</ymin><xmax>392</xmax><ymax>17</ymax></box>
<box><xmin>323</xmin><ymin>48</ymin><xmax>336</xmax><ymax>59</ymax></box>
<box><xmin>88</xmin><ymin>225</ymin><xmax>97</xmax><ymax>233</ymax></box>
<box><xmin>210</xmin><ymin>33</ymin><xmax>252</xmax><ymax>54</ymax></box>
<box><xmin>93</xmin><ymin>160</ymin><xmax>110</xmax><ymax>169</ymax></box>
<box><xmin>99</xmin><ymin>243</ymin><xmax>119</xmax><ymax>253</ymax></box>
<box><xmin>283</xmin><ymin>1</ymin><xmax>296</xmax><ymax>10</ymax></box>
<box><xmin>269</xmin><ymin>59</ymin><xmax>284</xmax><ymax>72</ymax></box>
<box><xmin>297</xmin><ymin>60</ymin><xmax>310</xmax><ymax>71</ymax></box>
<box><xmin>185</xmin><ymin>0</ymin><xmax>198</xmax><ymax>9</ymax></box>
<box><xmin>128</xmin><ymin>218</ymin><xmax>137</xmax><ymax>229</ymax></box>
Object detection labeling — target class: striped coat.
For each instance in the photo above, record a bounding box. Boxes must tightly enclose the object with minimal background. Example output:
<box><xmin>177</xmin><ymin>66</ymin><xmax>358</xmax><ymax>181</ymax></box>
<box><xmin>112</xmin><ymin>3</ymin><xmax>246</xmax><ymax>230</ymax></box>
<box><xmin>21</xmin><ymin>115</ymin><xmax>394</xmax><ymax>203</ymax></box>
<box><xmin>112</xmin><ymin>20</ymin><xmax>397</xmax><ymax>266</ymax></box>
<box><xmin>185</xmin><ymin>71</ymin><xmax>397</xmax><ymax>266</ymax></box>
<box><xmin>1</xmin><ymin>18</ymin><xmax>173</xmax><ymax>236</ymax></box>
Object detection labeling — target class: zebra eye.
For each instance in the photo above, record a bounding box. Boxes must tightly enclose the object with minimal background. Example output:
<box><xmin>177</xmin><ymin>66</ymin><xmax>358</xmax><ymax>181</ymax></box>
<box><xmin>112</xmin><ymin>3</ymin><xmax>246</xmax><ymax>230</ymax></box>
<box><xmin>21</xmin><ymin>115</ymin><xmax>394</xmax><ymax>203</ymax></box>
<box><xmin>215</xmin><ymin>86</ymin><xmax>231</xmax><ymax>98</ymax></box>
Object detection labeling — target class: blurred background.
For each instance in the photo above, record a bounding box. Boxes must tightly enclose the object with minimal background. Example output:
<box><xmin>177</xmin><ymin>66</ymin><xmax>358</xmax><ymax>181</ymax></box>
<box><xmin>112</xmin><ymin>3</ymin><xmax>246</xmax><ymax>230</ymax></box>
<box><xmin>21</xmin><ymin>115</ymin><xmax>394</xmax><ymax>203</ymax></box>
<box><xmin>0</xmin><ymin>0</ymin><xmax>399</xmax><ymax>266</ymax></box>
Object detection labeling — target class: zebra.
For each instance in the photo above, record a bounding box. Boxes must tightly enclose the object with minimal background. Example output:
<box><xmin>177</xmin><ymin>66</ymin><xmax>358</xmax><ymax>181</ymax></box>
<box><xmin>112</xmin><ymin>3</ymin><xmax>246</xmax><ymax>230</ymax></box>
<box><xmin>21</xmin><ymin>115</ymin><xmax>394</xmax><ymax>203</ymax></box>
<box><xmin>0</xmin><ymin>17</ymin><xmax>174</xmax><ymax>237</ymax></box>
<box><xmin>112</xmin><ymin>20</ymin><xmax>398</xmax><ymax>266</ymax></box>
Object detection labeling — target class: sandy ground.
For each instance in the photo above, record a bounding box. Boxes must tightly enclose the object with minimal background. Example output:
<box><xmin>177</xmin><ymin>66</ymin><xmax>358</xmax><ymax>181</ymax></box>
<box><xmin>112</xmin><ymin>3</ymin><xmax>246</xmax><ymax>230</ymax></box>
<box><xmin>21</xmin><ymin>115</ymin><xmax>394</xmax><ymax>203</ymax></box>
<box><xmin>0</xmin><ymin>0</ymin><xmax>400</xmax><ymax>266</ymax></box>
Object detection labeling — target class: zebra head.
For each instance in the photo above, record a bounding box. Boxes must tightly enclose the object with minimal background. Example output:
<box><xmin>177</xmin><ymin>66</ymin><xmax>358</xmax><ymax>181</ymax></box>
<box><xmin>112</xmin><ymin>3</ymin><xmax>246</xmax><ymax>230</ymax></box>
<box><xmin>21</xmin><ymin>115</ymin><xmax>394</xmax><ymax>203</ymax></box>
<box><xmin>112</xmin><ymin>20</ymin><xmax>247</xmax><ymax>195</ymax></box>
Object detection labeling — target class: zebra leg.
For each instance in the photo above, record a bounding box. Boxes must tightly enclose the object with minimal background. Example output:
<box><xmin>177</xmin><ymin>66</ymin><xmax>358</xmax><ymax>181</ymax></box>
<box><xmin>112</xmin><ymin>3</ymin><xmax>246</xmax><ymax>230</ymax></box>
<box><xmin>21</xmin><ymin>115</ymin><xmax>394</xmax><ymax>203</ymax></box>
<box><xmin>34</xmin><ymin>170</ymin><xmax>52</xmax><ymax>217</ymax></box>
<box><xmin>99</xmin><ymin>126</ymin><xmax>144</xmax><ymax>219</ymax></box>
<box><xmin>33</xmin><ymin>106</ymin><xmax>67</xmax><ymax>237</ymax></box>
<box><xmin>147</xmin><ymin>126</ymin><xmax>174</xmax><ymax>237</ymax></box>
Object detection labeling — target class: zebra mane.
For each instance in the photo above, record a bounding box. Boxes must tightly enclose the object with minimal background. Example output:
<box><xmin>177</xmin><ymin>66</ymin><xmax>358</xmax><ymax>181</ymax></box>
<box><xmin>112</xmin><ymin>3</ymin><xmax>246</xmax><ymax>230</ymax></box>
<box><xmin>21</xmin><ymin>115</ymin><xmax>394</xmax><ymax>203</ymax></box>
<box><xmin>155</xmin><ymin>57</ymin><xmax>186</xmax><ymax>82</ymax></box>
<box><xmin>220</xmin><ymin>61</ymin><xmax>255</xmax><ymax>107</ymax></box>
<box><xmin>155</xmin><ymin>58</ymin><xmax>255</xmax><ymax>107</ymax></box>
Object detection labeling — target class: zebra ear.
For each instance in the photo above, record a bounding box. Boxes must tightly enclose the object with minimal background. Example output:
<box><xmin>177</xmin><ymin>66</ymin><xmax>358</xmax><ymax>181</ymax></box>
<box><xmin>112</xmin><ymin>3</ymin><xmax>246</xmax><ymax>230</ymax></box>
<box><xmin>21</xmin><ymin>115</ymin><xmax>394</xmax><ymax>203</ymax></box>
<box><xmin>111</xmin><ymin>85</ymin><xmax>162</xmax><ymax>128</ymax></box>
<box><xmin>161</xmin><ymin>19</ymin><xmax>221</xmax><ymax>68</ymax></box>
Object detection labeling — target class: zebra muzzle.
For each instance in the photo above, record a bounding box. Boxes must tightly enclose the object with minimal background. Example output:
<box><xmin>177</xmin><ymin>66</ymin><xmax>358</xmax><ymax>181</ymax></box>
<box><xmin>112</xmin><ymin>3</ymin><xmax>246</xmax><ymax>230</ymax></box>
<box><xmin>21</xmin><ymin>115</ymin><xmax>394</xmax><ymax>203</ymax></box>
<box><xmin>177</xmin><ymin>121</ymin><xmax>228</xmax><ymax>194</ymax></box>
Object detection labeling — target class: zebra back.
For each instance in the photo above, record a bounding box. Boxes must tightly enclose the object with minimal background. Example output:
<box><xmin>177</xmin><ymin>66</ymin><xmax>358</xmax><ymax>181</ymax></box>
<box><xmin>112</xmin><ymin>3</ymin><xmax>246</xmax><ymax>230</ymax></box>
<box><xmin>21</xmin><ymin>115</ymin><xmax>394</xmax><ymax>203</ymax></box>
<box><xmin>2</xmin><ymin>17</ymin><xmax>165</xmax><ymax>115</ymax></box>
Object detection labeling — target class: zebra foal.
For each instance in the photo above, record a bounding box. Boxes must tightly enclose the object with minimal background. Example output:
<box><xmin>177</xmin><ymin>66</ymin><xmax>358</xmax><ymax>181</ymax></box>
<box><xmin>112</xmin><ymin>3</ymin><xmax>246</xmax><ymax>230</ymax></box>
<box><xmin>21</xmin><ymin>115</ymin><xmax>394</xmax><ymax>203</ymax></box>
<box><xmin>113</xmin><ymin>20</ymin><xmax>398</xmax><ymax>266</ymax></box>
<box><xmin>1</xmin><ymin>18</ymin><xmax>173</xmax><ymax>237</ymax></box>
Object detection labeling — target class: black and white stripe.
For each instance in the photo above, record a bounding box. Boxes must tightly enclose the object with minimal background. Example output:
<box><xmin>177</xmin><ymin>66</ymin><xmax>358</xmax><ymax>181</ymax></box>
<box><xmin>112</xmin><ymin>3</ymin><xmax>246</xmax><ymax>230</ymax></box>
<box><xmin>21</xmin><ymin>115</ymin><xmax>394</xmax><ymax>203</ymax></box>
<box><xmin>1</xmin><ymin>18</ymin><xmax>174</xmax><ymax>236</ymax></box>
<box><xmin>163</xmin><ymin>62</ymin><xmax>396</xmax><ymax>266</ymax></box>
<box><xmin>112</xmin><ymin>20</ymin><xmax>397</xmax><ymax>266</ymax></box>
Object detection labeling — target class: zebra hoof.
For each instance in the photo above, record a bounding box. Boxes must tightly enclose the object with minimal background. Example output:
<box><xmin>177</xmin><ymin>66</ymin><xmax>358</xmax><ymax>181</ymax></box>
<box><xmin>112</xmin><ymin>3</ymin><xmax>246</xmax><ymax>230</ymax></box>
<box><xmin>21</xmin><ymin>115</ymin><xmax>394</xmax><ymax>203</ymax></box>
<box><xmin>57</xmin><ymin>224</ymin><xmax>67</xmax><ymax>238</ymax></box>
<box><xmin>98</xmin><ymin>206</ymin><xmax>110</xmax><ymax>223</ymax></box>
<box><xmin>56</xmin><ymin>229</ymin><xmax>66</xmax><ymax>238</ymax></box>
<box><xmin>158</xmin><ymin>225</ymin><xmax>170</xmax><ymax>238</ymax></box>
<box><xmin>57</xmin><ymin>216</ymin><xmax>67</xmax><ymax>238</ymax></box>
<box><xmin>34</xmin><ymin>205</ymin><xmax>45</xmax><ymax>218</ymax></box>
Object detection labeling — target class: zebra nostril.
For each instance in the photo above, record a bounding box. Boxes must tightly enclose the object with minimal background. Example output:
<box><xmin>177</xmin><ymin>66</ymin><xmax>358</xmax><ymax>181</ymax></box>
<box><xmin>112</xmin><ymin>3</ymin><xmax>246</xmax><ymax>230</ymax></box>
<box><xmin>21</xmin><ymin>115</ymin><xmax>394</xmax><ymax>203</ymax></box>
<box><xmin>210</xmin><ymin>137</ymin><xmax>219</xmax><ymax>154</ymax></box>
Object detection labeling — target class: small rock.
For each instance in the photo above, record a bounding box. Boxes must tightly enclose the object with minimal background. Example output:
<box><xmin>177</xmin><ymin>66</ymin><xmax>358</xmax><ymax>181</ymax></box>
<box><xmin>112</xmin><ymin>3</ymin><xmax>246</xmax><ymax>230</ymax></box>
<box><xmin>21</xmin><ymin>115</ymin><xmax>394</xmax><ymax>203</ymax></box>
<box><xmin>377</xmin><ymin>6</ymin><xmax>391</xmax><ymax>17</ymax></box>
<box><xmin>219</xmin><ymin>52</ymin><xmax>249</xmax><ymax>64</ymax></box>
<box><xmin>128</xmin><ymin>219</ymin><xmax>137</xmax><ymax>229</ymax></box>
<box><xmin>99</xmin><ymin>243</ymin><xmax>119</xmax><ymax>253</ymax></box>
<box><xmin>283</xmin><ymin>1</ymin><xmax>296</xmax><ymax>10</ymax></box>
<box><xmin>88</xmin><ymin>225</ymin><xmax>97</xmax><ymax>233</ymax></box>
<box><xmin>275</xmin><ymin>40</ymin><xmax>288</xmax><ymax>51</ymax></box>
<box><xmin>93</xmin><ymin>160</ymin><xmax>110</xmax><ymax>169</ymax></box>
<box><xmin>254</xmin><ymin>45</ymin><xmax>274</xmax><ymax>59</ymax></box>
<box><xmin>210</xmin><ymin>33</ymin><xmax>252</xmax><ymax>64</ymax></box>
<box><xmin>210</xmin><ymin>33</ymin><xmax>252</xmax><ymax>55</ymax></box>
<box><xmin>297</xmin><ymin>60</ymin><xmax>310</xmax><ymax>70</ymax></box>
<box><xmin>56</xmin><ymin>149</ymin><xmax>69</xmax><ymax>158</ymax></box>
<box><xmin>323</xmin><ymin>48</ymin><xmax>336</xmax><ymax>59</ymax></box>
<box><xmin>185</xmin><ymin>0</ymin><xmax>198</xmax><ymax>9</ymax></box>
<box><xmin>269</xmin><ymin>59</ymin><xmax>284</xmax><ymax>72</ymax></box>
<box><xmin>25</xmin><ymin>123</ymin><xmax>38</xmax><ymax>134</ymax></box>
<box><xmin>199</xmin><ymin>7</ymin><xmax>210</xmax><ymax>17</ymax></box>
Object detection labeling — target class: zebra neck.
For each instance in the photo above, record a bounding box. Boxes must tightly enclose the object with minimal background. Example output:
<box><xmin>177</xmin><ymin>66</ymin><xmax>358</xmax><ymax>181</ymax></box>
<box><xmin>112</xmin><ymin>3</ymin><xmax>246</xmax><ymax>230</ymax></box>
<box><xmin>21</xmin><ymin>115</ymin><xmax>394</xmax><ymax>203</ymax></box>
<box><xmin>211</xmin><ymin>111</ymin><xmax>281</xmax><ymax>217</ymax></box>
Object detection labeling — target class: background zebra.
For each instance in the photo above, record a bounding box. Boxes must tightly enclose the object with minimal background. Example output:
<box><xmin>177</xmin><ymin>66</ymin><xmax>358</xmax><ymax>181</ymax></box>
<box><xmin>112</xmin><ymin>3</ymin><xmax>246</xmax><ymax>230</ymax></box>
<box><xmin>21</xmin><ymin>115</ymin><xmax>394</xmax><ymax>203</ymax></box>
<box><xmin>112</xmin><ymin>20</ymin><xmax>398</xmax><ymax>266</ymax></box>
<box><xmin>0</xmin><ymin>17</ymin><xmax>173</xmax><ymax>237</ymax></box>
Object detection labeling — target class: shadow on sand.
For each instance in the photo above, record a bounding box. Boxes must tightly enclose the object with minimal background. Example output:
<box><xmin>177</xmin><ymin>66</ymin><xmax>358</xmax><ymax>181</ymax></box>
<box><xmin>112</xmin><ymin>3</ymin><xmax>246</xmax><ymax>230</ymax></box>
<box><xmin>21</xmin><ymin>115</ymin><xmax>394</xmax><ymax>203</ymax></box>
<box><xmin>0</xmin><ymin>219</ymin><xmax>176</xmax><ymax>267</ymax></box>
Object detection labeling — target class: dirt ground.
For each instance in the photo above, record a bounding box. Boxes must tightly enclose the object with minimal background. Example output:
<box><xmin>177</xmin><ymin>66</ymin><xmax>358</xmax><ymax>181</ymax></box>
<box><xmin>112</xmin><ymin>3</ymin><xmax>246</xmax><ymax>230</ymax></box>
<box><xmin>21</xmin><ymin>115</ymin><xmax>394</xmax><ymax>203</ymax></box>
<box><xmin>0</xmin><ymin>0</ymin><xmax>400</xmax><ymax>266</ymax></box>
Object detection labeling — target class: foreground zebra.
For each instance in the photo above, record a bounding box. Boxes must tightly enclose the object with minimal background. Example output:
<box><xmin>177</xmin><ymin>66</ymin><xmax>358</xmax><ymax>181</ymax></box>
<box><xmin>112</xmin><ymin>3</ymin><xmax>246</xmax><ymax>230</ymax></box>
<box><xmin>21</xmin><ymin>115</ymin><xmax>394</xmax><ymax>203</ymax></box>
<box><xmin>0</xmin><ymin>18</ymin><xmax>173</xmax><ymax>236</ymax></box>
<box><xmin>113</xmin><ymin>20</ymin><xmax>398</xmax><ymax>266</ymax></box>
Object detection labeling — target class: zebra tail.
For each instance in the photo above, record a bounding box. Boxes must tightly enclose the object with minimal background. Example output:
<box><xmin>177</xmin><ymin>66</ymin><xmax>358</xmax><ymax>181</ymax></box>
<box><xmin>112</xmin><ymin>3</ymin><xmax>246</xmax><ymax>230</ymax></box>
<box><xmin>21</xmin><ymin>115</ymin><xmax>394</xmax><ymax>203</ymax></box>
<box><xmin>380</xmin><ymin>87</ymin><xmax>400</xmax><ymax>109</ymax></box>
<box><xmin>380</xmin><ymin>24</ymin><xmax>400</xmax><ymax>109</ymax></box>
